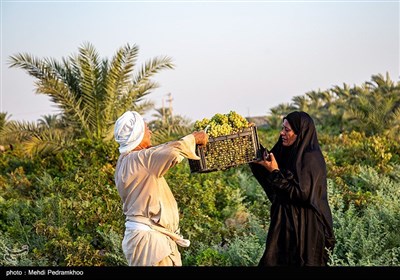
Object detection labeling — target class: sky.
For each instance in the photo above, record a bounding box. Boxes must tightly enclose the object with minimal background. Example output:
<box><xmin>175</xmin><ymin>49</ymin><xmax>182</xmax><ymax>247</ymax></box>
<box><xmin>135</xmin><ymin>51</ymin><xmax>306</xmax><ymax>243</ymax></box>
<box><xmin>1</xmin><ymin>0</ymin><xmax>399</xmax><ymax>124</ymax></box>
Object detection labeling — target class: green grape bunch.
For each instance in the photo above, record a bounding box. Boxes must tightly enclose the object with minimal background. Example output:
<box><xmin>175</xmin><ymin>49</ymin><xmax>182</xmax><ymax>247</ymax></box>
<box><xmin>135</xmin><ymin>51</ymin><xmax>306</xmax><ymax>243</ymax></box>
<box><xmin>189</xmin><ymin>111</ymin><xmax>259</xmax><ymax>173</ymax></box>
<box><xmin>194</xmin><ymin>111</ymin><xmax>250</xmax><ymax>138</ymax></box>
<box><xmin>227</xmin><ymin>111</ymin><xmax>249</xmax><ymax>132</ymax></box>
<box><xmin>193</xmin><ymin>118</ymin><xmax>210</xmax><ymax>131</ymax></box>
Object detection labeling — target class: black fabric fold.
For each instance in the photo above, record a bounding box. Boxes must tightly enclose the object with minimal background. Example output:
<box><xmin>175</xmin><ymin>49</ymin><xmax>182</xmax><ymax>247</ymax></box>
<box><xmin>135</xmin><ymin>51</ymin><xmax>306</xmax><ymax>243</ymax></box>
<box><xmin>250</xmin><ymin>111</ymin><xmax>335</xmax><ymax>266</ymax></box>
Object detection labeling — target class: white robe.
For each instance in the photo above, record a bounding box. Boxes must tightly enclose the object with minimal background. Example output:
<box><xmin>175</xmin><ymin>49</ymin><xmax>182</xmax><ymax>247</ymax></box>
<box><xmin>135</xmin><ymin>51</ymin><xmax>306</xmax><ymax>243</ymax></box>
<box><xmin>114</xmin><ymin>135</ymin><xmax>199</xmax><ymax>266</ymax></box>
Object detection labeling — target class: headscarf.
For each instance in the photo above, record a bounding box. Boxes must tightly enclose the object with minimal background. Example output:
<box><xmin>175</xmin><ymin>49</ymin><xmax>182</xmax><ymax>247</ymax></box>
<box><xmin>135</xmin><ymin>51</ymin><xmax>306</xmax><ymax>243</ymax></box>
<box><xmin>114</xmin><ymin>111</ymin><xmax>145</xmax><ymax>154</ymax></box>
<box><xmin>250</xmin><ymin>111</ymin><xmax>335</xmax><ymax>248</ymax></box>
<box><xmin>274</xmin><ymin>111</ymin><xmax>320</xmax><ymax>174</ymax></box>
<box><xmin>284</xmin><ymin>111</ymin><xmax>301</xmax><ymax>135</ymax></box>
<box><xmin>271</xmin><ymin>111</ymin><xmax>334</xmax><ymax>247</ymax></box>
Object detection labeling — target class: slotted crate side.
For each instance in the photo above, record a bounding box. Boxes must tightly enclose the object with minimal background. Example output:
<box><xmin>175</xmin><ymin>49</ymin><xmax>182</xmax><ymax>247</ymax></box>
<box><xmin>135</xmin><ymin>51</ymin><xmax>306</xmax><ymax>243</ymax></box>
<box><xmin>189</xmin><ymin>126</ymin><xmax>261</xmax><ymax>173</ymax></box>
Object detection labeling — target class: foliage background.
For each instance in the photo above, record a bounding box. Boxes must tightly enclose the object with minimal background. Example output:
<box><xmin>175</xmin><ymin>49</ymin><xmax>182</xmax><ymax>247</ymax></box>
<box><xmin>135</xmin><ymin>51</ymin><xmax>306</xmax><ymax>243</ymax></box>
<box><xmin>0</xmin><ymin>44</ymin><xmax>399</xmax><ymax>266</ymax></box>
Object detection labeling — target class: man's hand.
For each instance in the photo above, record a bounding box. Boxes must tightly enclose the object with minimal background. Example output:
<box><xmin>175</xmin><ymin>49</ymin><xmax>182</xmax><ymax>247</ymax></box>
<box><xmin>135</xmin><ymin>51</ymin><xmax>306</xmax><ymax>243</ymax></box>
<box><xmin>192</xmin><ymin>131</ymin><xmax>209</xmax><ymax>146</ymax></box>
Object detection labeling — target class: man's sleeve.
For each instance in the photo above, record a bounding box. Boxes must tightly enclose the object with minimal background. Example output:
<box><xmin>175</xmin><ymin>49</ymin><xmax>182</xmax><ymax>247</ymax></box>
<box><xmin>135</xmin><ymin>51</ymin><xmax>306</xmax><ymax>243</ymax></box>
<box><xmin>149</xmin><ymin>134</ymin><xmax>200</xmax><ymax>177</ymax></box>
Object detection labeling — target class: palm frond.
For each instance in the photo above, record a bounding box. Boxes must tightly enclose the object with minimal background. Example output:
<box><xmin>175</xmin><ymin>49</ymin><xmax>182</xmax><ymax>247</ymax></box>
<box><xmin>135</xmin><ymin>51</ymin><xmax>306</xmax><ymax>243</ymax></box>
<box><xmin>8</xmin><ymin>53</ymin><xmax>48</xmax><ymax>79</ymax></box>
<box><xmin>0</xmin><ymin>120</ymin><xmax>40</xmax><ymax>144</ymax></box>
<box><xmin>8</xmin><ymin>42</ymin><xmax>176</xmax><ymax>145</ymax></box>
<box><xmin>133</xmin><ymin>56</ymin><xmax>174</xmax><ymax>85</ymax></box>
<box><xmin>22</xmin><ymin>129</ymin><xmax>74</xmax><ymax>157</ymax></box>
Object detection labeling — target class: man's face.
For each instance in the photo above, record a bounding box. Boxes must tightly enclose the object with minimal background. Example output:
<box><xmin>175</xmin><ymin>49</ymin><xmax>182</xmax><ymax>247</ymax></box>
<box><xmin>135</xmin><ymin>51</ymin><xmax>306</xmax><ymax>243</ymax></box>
<box><xmin>141</xmin><ymin>123</ymin><xmax>152</xmax><ymax>148</ymax></box>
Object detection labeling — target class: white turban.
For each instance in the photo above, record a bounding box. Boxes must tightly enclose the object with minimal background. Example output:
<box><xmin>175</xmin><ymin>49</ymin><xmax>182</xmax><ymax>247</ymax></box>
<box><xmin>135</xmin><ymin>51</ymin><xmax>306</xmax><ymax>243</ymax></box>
<box><xmin>114</xmin><ymin>111</ymin><xmax>145</xmax><ymax>154</ymax></box>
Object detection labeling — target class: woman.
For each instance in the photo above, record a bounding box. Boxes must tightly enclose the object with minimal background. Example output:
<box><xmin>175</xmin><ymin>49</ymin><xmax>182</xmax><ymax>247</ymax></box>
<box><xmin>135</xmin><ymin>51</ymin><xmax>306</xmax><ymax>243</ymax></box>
<box><xmin>249</xmin><ymin>111</ymin><xmax>335</xmax><ymax>266</ymax></box>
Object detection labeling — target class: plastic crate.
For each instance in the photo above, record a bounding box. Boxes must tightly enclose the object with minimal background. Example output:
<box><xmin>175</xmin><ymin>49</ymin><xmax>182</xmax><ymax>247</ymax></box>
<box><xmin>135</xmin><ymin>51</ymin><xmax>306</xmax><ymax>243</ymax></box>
<box><xmin>188</xmin><ymin>126</ymin><xmax>261</xmax><ymax>173</ymax></box>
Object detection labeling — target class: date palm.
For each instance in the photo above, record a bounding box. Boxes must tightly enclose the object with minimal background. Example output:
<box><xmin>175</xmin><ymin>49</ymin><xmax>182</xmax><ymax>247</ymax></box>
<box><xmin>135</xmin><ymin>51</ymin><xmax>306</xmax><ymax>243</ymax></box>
<box><xmin>0</xmin><ymin>112</ymin><xmax>11</xmax><ymax>134</ymax></box>
<box><xmin>267</xmin><ymin>103</ymin><xmax>297</xmax><ymax>129</ymax></box>
<box><xmin>6</xmin><ymin>42</ymin><xmax>174</xmax><ymax>155</ymax></box>
<box><xmin>149</xmin><ymin>107</ymin><xmax>192</xmax><ymax>144</ymax></box>
<box><xmin>347</xmin><ymin>73</ymin><xmax>400</xmax><ymax>138</ymax></box>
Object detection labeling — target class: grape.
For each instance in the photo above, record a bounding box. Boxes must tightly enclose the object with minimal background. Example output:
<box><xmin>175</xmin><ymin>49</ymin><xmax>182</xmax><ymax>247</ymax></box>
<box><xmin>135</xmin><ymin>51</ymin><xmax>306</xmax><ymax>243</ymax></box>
<box><xmin>190</xmin><ymin>111</ymin><xmax>259</xmax><ymax>173</ymax></box>
<box><xmin>194</xmin><ymin>118</ymin><xmax>210</xmax><ymax>131</ymax></box>
<box><xmin>194</xmin><ymin>111</ymin><xmax>249</xmax><ymax>138</ymax></box>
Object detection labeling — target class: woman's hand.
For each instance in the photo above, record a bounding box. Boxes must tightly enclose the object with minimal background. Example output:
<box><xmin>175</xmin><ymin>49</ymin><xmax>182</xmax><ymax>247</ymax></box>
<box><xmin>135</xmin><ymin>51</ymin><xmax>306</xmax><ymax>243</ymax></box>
<box><xmin>255</xmin><ymin>152</ymin><xmax>279</xmax><ymax>173</ymax></box>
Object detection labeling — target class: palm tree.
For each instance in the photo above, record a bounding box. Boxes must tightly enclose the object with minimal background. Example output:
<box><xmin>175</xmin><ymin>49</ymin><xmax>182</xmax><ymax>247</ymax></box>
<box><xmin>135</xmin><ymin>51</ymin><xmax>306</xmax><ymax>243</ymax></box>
<box><xmin>37</xmin><ymin>114</ymin><xmax>63</xmax><ymax>129</ymax></box>
<box><xmin>0</xmin><ymin>120</ymin><xmax>74</xmax><ymax>155</ymax></box>
<box><xmin>149</xmin><ymin>107</ymin><xmax>192</xmax><ymax>144</ymax></box>
<box><xmin>347</xmin><ymin>73</ymin><xmax>400</xmax><ymax>138</ymax></box>
<box><xmin>267</xmin><ymin>103</ymin><xmax>297</xmax><ymax>129</ymax></box>
<box><xmin>6</xmin><ymin>42</ymin><xmax>175</xmax><ymax>155</ymax></box>
<box><xmin>0</xmin><ymin>112</ymin><xmax>11</xmax><ymax>133</ymax></box>
<box><xmin>291</xmin><ymin>95</ymin><xmax>310</xmax><ymax>112</ymax></box>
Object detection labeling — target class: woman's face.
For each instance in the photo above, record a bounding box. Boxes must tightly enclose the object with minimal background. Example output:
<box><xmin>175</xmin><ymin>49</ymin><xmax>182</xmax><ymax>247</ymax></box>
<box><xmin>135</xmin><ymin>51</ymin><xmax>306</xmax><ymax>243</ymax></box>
<box><xmin>280</xmin><ymin>119</ymin><xmax>297</xmax><ymax>146</ymax></box>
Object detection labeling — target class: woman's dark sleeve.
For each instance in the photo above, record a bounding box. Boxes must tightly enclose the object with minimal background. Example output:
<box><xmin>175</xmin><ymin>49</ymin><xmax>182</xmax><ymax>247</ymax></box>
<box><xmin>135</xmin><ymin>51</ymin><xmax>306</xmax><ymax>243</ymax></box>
<box><xmin>249</xmin><ymin>162</ymin><xmax>276</xmax><ymax>203</ymax></box>
<box><xmin>268</xmin><ymin>169</ymin><xmax>310</xmax><ymax>204</ymax></box>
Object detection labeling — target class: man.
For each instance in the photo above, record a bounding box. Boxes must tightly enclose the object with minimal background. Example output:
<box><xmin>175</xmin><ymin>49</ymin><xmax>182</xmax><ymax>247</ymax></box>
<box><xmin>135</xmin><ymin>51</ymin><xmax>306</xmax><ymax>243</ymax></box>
<box><xmin>114</xmin><ymin>111</ymin><xmax>208</xmax><ymax>266</ymax></box>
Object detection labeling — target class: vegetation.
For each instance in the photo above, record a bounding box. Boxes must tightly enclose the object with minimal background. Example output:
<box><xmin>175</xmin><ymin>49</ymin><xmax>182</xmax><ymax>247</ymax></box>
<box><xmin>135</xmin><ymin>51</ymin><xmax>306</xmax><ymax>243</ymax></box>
<box><xmin>2</xmin><ymin>42</ymin><xmax>174</xmax><ymax>156</ymax></box>
<box><xmin>1</xmin><ymin>43</ymin><xmax>399</xmax><ymax>266</ymax></box>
